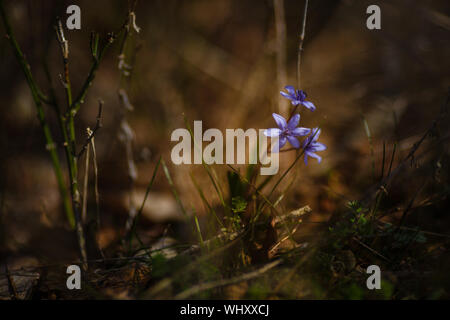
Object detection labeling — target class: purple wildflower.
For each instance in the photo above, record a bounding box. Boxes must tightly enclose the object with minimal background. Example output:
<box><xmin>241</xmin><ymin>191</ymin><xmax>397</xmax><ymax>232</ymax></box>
<box><xmin>302</xmin><ymin>127</ymin><xmax>326</xmax><ymax>164</ymax></box>
<box><xmin>264</xmin><ymin>113</ymin><xmax>310</xmax><ymax>152</ymax></box>
<box><xmin>280</xmin><ymin>86</ymin><xmax>316</xmax><ymax>111</ymax></box>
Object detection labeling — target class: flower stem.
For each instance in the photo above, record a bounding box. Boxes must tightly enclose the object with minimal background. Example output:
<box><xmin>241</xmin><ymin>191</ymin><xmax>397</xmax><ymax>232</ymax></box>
<box><xmin>297</xmin><ymin>0</ymin><xmax>309</xmax><ymax>90</ymax></box>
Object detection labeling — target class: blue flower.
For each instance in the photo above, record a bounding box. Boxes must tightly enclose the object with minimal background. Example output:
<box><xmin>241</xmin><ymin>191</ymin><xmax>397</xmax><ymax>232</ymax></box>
<box><xmin>280</xmin><ymin>86</ymin><xmax>316</xmax><ymax>111</ymax></box>
<box><xmin>264</xmin><ymin>113</ymin><xmax>310</xmax><ymax>152</ymax></box>
<box><xmin>302</xmin><ymin>128</ymin><xmax>326</xmax><ymax>164</ymax></box>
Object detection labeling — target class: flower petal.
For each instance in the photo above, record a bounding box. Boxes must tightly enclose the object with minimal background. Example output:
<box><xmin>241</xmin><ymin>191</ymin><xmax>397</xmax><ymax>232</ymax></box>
<box><xmin>297</xmin><ymin>90</ymin><xmax>307</xmax><ymax>100</ymax></box>
<box><xmin>280</xmin><ymin>91</ymin><xmax>294</xmax><ymax>100</ymax></box>
<box><xmin>287</xmin><ymin>114</ymin><xmax>300</xmax><ymax>130</ymax></box>
<box><xmin>287</xmin><ymin>135</ymin><xmax>300</xmax><ymax>148</ymax></box>
<box><xmin>291</xmin><ymin>127</ymin><xmax>310</xmax><ymax>137</ymax></box>
<box><xmin>272</xmin><ymin>136</ymin><xmax>287</xmax><ymax>152</ymax></box>
<box><xmin>310</xmin><ymin>128</ymin><xmax>321</xmax><ymax>141</ymax></box>
<box><xmin>304</xmin><ymin>153</ymin><xmax>309</xmax><ymax>165</ymax></box>
<box><xmin>313</xmin><ymin>142</ymin><xmax>327</xmax><ymax>151</ymax></box>
<box><xmin>264</xmin><ymin>128</ymin><xmax>282</xmax><ymax>137</ymax></box>
<box><xmin>272</xmin><ymin>113</ymin><xmax>287</xmax><ymax>130</ymax></box>
<box><xmin>302</xmin><ymin>101</ymin><xmax>316</xmax><ymax>111</ymax></box>
<box><xmin>308</xmin><ymin>152</ymin><xmax>322</xmax><ymax>163</ymax></box>
<box><xmin>279</xmin><ymin>136</ymin><xmax>287</xmax><ymax>149</ymax></box>
<box><xmin>284</xmin><ymin>85</ymin><xmax>296</xmax><ymax>95</ymax></box>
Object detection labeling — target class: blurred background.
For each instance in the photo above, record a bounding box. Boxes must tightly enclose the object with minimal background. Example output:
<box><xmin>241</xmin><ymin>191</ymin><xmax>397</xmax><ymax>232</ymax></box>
<box><xmin>0</xmin><ymin>0</ymin><xmax>449</xmax><ymax>298</ymax></box>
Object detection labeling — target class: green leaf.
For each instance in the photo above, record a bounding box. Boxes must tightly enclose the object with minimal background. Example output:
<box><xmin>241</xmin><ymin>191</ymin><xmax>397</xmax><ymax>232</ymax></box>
<box><xmin>231</xmin><ymin>196</ymin><xmax>247</xmax><ymax>214</ymax></box>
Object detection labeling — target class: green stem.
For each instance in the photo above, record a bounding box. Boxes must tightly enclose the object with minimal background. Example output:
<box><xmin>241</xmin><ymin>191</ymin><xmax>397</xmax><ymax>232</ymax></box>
<box><xmin>55</xmin><ymin>20</ymin><xmax>88</xmax><ymax>269</ymax></box>
<box><xmin>69</xmin><ymin>37</ymin><xmax>114</xmax><ymax>116</ymax></box>
<box><xmin>0</xmin><ymin>0</ymin><xmax>75</xmax><ymax>227</ymax></box>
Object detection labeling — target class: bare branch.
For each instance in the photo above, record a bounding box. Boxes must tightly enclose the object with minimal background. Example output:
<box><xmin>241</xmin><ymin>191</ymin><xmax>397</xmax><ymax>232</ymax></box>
<box><xmin>175</xmin><ymin>259</ymin><xmax>282</xmax><ymax>299</ymax></box>
<box><xmin>77</xmin><ymin>100</ymin><xmax>104</xmax><ymax>158</ymax></box>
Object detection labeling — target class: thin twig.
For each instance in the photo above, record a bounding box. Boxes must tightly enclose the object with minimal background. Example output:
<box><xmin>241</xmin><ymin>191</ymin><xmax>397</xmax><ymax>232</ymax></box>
<box><xmin>81</xmin><ymin>129</ymin><xmax>91</xmax><ymax>224</ymax></box>
<box><xmin>69</xmin><ymin>33</ymin><xmax>115</xmax><ymax>115</ymax></box>
<box><xmin>144</xmin><ymin>230</ymin><xmax>249</xmax><ymax>298</ymax></box>
<box><xmin>362</xmin><ymin>116</ymin><xmax>376</xmax><ymax>182</ymax></box>
<box><xmin>396</xmin><ymin>180</ymin><xmax>428</xmax><ymax>230</ymax></box>
<box><xmin>175</xmin><ymin>259</ymin><xmax>282</xmax><ymax>299</ymax></box>
<box><xmin>352</xmin><ymin>237</ymin><xmax>390</xmax><ymax>262</ymax></box>
<box><xmin>55</xmin><ymin>17</ymin><xmax>72</xmax><ymax>113</ymax></box>
<box><xmin>287</xmin><ymin>0</ymin><xmax>309</xmax><ymax>122</ymax></box>
<box><xmin>77</xmin><ymin>100</ymin><xmax>103</xmax><ymax>158</ymax></box>
<box><xmin>380</xmin><ymin>141</ymin><xmax>386</xmax><ymax>179</ymax></box>
<box><xmin>126</xmin><ymin>156</ymin><xmax>162</xmax><ymax>241</ymax></box>
<box><xmin>90</xmin><ymin>133</ymin><xmax>103</xmax><ymax>258</ymax></box>
<box><xmin>54</xmin><ymin>16</ymin><xmax>87</xmax><ymax>270</ymax></box>
<box><xmin>5</xmin><ymin>264</ymin><xmax>19</xmax><ymax>300</ymax></box>
<box><xmin>273</xmin><ymin>0</ymin><xmax>288</xmax><ymax>115</ymax></box>
<box><xmin>297</xmin><ymin>0</ymin><xmax>309</xmax><ymax>90</ymax></box>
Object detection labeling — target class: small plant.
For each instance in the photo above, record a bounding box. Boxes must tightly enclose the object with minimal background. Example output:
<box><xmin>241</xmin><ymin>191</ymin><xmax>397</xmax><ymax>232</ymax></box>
<box><xmin>0</xmin><ymin>0</ymin><xmax>138</xmax><ymax>268</ymax></box>
<box><xmin>231</xmin><ymin>196</ymin><xmax>247</xmax><ymax>214</ymax></box>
